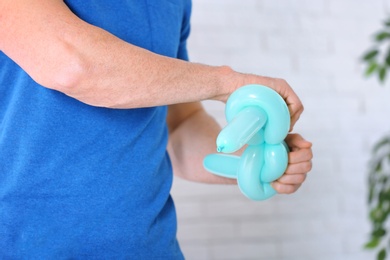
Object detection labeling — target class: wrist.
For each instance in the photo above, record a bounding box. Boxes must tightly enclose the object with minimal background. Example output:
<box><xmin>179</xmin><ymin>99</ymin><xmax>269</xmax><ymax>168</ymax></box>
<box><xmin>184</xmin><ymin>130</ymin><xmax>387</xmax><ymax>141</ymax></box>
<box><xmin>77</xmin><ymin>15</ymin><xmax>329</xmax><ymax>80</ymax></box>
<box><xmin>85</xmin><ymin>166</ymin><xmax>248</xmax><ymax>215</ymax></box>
<box><xmin>211</xmin><ymin>65</ymin><xmax>239</xmax><ymax>102</ymax></box>
<box><xmin>211</xmin><ymin>66</ymin><xmax>272</xmax><ymax>103</ymax></box>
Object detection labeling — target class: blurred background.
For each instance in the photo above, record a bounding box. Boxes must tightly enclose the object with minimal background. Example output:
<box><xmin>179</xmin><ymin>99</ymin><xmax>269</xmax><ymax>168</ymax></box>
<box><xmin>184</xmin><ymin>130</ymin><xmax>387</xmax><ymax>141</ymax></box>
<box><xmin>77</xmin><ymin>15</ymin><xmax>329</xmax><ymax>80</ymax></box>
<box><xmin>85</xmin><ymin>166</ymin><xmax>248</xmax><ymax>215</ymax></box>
<box><xmin>171</xmin><ymin>0</ymin><xmax>390</xmax><ymax>259</ymax></box>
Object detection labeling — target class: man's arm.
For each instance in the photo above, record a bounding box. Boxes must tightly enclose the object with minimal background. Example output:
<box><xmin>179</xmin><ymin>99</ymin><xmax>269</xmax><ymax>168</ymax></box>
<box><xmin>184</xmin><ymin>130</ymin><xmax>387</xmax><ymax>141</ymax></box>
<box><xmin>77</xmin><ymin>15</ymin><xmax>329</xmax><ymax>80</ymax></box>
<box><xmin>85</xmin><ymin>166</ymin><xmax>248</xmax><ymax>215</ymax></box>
<box><xmin>0</xmin><ymin>0</ymin><xmax>225</xmax><ymax>108</ymax></box>
<box><xmin>167</xmin><ymin>103</ymin><xmax>313</xmax><ymax>193</ymax></box>
<box><xmin>0</xmin><ymin>0</ymin><xmax>303</xmax><ymax>129</ymax></box>
<box><xmin>167</xmin><ymin>102</ymin><xmax>237</xmax><ymax>184</ymax></box>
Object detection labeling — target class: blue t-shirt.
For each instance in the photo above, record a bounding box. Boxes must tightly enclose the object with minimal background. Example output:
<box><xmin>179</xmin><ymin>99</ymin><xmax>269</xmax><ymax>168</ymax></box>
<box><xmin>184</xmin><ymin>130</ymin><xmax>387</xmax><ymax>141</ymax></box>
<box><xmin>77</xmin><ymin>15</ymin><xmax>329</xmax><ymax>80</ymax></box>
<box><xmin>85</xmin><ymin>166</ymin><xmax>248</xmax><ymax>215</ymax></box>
<box><xmin>0</xmin><ymin>0</ymin><xmax>191</xmax><ymax>258</ymax></box>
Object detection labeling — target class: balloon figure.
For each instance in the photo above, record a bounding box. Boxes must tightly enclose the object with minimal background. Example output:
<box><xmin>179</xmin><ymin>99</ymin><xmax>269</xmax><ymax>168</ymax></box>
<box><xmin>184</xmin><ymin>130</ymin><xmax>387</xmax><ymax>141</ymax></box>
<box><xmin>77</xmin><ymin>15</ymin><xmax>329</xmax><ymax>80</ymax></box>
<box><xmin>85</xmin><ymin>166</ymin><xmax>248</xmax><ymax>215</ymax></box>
<box><xmin>203</xmin><ymin>84</ymin><xmax>290</xmax><ymax>200</ymax></box>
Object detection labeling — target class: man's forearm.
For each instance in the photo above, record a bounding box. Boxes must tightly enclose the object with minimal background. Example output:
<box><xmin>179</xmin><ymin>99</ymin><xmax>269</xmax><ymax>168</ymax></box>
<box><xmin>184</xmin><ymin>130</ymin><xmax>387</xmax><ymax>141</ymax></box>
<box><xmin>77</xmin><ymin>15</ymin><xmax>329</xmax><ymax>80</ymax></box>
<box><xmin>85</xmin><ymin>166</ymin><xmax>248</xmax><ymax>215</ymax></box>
<box><xmin>168</xmin><ymin>107</ymin><xmax>237</xmax><ymax>184</ymax></box>
<box><xmin>0</xmin><ymin>0</ymin><xmax>236</xmax><ymax>109</ymax></box>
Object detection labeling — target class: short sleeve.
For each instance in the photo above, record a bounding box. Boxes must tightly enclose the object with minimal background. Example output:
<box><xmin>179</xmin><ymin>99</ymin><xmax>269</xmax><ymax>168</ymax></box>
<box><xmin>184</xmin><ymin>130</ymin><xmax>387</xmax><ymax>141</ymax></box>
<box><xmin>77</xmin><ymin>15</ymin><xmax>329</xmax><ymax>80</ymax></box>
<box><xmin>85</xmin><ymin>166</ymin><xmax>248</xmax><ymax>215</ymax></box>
<box><xmin>177</xmin><ymin>0</ymin><xmax>192</xmax><ymax>61</ymax></box>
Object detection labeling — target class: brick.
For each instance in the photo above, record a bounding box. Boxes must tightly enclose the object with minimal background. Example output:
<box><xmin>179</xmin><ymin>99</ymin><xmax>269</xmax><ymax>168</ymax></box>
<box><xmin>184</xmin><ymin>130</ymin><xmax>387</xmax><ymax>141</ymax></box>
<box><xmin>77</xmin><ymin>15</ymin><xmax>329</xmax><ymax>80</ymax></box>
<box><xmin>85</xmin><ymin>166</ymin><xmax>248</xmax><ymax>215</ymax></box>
<box><xmin>274</xmin><ymin>194</ymin><xmax>340</xmax><ymax>218</ymax></box>
<box><xmin>211</xmin><ymin>241</ymin><xmax>279</xmax><ymax>260</ymax></box>
<box><xmin>177</xmin><ymin>221</ymin><xmax>237</xmax><ymax>242</ymax></box>
<box><xmin>203</xmin><ymin>197</ymin><xmax>277</xmax><ymax>220</ymax></box>
<box><xmin>228</xmin><ymin>52</ymin><xmax>292</xmax><ymax>76</ymax></box>
<box><xmin>189</xmin><ymin>28</ymin><xmax>262</xmax><ymax>52</ymax></box>
<box><xmin>174</xmin><ymin>200</ymin><xmax>204</xmax><ymax>220</ymax></box>
<box><xmin>297</xmin><ymin>53</ymin><xmax>357</xmax><ymax>76</ymax></box>
<box><xmin>340</xmin><ymin>252</ymin><xmax>377</xmax><ymax>260</ymax></box>
<box><xmin>239</xmin><ymin>216</ymin><xmax>341</xmax><ymax>239</ymax></box>
<box><xmin>261</xmin><ymin>0</ymin><xmax>327</xmax><ymax>15</ymax></box>
<box><xmin>280</xmin><ymin>235</ymin><xmax>343</xmax><ymax>258</ymax></box>
<box><xmin>266</xmin><ymin>32</ymin><xmax>330</xmax><ymax>54</ymax></box>
<box><xmin>328</xmin><ymin>0</ymin><xmax>385</xmax><ymax>17</ymax></box>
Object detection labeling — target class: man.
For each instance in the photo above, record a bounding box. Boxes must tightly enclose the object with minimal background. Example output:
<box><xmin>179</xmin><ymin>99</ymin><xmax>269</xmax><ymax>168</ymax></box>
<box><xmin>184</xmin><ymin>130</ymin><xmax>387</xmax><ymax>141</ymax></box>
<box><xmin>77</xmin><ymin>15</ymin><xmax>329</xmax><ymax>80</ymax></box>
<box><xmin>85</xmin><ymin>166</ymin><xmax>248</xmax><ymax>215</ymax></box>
<box><xmin>0</xmin><ymin>0</ymin><xmax>312</xmax><ymax>258</ymax></box>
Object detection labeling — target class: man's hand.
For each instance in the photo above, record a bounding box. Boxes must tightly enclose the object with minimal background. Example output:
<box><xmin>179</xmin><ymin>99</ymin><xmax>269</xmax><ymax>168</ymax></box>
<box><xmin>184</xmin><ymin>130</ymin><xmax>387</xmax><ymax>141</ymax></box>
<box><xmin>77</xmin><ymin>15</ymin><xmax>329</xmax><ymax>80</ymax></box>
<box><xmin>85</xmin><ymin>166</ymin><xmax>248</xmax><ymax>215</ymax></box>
<box><xmin>259</xmin><ymin>77</ymin><xmax>304</xmax><ymax>131</ymax></box>
<box><xmin>271</xmin><ymin>133</ymin><xmax>313</xmax><ymax>194</ymax></box>
<box><xmin>223</xmin><ymin>73</ymin><xmax>304</xmax><ymax>131</ymax></box>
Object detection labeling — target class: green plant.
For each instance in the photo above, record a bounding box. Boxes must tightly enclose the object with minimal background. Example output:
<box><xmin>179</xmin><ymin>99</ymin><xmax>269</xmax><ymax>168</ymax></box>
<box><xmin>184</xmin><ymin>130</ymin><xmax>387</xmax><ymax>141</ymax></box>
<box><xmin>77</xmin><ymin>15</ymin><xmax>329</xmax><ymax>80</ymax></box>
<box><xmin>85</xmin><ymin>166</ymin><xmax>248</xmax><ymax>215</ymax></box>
<box><xmin>362</xmin><ymin>17</ymin><xmax>390</xmax><ymax>260</ymax></box>
<box><xmin>365</xmin><ymin>136</ymin><xmax>390</xmax><ymax>260</ymax></box>
<box><xmin>362</xmin><ymin>18</ymin><xmax>390</xmax><ymax>84</ymax></box>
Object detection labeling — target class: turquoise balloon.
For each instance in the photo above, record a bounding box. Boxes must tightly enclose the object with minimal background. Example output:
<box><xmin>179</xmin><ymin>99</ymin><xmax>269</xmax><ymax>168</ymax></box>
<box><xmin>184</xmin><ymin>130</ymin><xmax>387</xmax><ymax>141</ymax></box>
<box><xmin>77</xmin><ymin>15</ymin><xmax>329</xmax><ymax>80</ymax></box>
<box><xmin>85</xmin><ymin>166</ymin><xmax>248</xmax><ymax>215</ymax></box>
<box><xmin>261</xmin><ymin>143</ymin><xmax>288</xmax><ymax>183</ymax></box>
<box><xmin>216</xmin><ymin>106</ymin><xmax>267</xmax><ymax>153</ymax></box>
<box><xmin>203</xmin><ymin>84</ymin><xmax>290</xmax><ymax>201</ymax></box>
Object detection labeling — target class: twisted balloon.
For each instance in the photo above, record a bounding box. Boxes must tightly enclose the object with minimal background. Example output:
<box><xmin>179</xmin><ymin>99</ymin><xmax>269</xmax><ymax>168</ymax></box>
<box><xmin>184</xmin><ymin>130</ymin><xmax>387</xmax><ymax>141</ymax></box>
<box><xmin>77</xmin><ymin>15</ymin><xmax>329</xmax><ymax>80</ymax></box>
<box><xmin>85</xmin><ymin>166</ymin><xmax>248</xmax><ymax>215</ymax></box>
<box><xmin>203</xmin><ymin>84</ymin><xmax>290</xmax><ymax>200</ymax></box>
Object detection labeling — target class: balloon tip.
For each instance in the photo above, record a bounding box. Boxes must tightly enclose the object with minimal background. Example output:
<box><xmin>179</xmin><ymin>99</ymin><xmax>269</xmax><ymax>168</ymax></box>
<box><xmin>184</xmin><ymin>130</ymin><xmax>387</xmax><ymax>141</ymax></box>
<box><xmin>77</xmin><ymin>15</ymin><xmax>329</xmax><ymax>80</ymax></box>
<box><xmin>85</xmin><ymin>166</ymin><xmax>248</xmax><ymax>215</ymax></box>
<box><xmin>217</xmin><ymin>146</ymin><xmax>224</xmax><ymax>153</ymax></box>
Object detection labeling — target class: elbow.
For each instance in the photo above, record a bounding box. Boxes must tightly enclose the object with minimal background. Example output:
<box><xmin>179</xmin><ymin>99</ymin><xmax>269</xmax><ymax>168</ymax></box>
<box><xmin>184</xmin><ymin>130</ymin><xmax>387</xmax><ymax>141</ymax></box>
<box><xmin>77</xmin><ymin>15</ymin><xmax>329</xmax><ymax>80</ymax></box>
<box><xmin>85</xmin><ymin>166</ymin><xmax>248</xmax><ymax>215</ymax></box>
<box><xmin>34</xmin><ymin>48</ymin><xmax>116</xmax><ymax>108</ymax></box>
<box><xmin>49</xmin><ymin>52</ymin><xmax>89</xmax><ymax>97</ymax></box>
<box><xmin>31</xmin><ymin>43</ymin><xmax>90</xmax><ymax>98</ymax></box>
<box><xmin>52</xmin><ymin>55</ymin><xmax>88</xmax><ymax>94</ymax></box>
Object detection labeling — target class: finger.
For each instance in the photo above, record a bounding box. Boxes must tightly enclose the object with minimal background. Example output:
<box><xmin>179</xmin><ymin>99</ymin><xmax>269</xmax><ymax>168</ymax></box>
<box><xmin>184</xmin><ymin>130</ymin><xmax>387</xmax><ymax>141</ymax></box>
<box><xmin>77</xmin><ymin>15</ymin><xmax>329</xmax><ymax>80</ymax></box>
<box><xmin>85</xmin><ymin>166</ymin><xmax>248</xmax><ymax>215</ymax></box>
<box><xmin>281</xmin><ymin>86</ymin><xmax>303</xmax><ymax>130</ymax></box>
<box><xmin>285</xmin><ymin>133</ymin><xmax>312</xmax><ymax>150</ymax></box>
<box><xmin>288</xmin><ymin>149</ymin><xmax>313</xmax><ymax>164</ymax></box>
<box><xmin>276</xmin><ymin>173</ymin><xmax>307</xmax><ymax>185</ymax></box>
<box><xmin>285</xmin><ymin>161</ymin><xmax>312</xmax><ymax>174</ymax></box>
<box><xmin>289</xmin><ymin>106</ymin><xmax>304</xmax><ymax>131</ymax></box>
<box><xmin>271</xmin><ymin>181</ymin><xmax>301</xmax><ymax>194</ymax></box>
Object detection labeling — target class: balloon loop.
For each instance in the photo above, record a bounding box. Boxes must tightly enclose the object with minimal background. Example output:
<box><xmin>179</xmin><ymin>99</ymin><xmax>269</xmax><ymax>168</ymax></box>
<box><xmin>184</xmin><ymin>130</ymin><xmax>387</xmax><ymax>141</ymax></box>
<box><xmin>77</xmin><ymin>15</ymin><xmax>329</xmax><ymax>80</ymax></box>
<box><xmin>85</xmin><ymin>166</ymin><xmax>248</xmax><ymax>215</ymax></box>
<box><xmin>203</xmin><ymin>84</ymin><xmax>290</xmax><ymax>200</ymax></box>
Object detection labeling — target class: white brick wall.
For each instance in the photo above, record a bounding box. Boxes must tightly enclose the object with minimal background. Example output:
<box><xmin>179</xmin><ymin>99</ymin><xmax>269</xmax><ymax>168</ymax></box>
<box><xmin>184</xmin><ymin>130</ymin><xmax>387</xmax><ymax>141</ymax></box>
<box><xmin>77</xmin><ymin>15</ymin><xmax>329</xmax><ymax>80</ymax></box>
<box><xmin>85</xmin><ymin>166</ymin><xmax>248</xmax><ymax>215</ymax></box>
<box><xmin>171</xmin><ymin>0</ymin><xmax>390</xmax><ymax>259</ymax></box>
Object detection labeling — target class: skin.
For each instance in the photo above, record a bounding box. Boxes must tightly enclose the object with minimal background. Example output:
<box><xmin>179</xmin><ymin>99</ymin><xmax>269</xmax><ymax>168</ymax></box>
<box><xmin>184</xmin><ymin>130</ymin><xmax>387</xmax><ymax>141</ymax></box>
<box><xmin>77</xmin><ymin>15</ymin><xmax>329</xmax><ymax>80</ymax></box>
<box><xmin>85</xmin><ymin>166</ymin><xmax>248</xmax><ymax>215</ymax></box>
<box><xmin>0</xmin><ymin>0</ymin><xmax>313</xmax><ymax>194</ymax></box>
